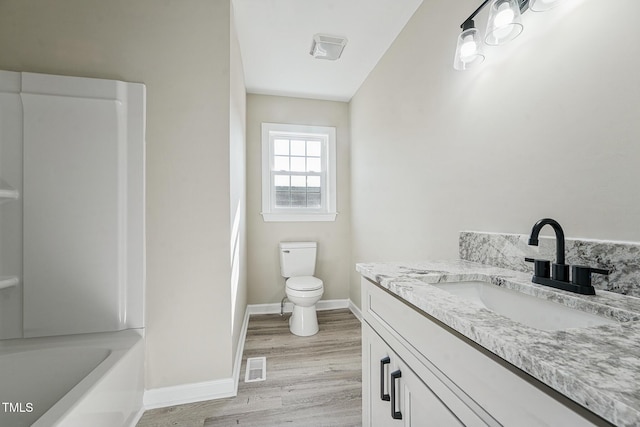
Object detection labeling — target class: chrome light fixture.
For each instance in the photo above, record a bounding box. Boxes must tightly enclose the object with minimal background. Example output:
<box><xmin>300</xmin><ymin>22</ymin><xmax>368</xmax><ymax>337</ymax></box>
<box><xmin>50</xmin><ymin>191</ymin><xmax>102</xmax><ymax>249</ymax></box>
<box><xmin>453</xmin><ymin>0</ymin><xmax>563</xmax><ymax>71</ymax></box>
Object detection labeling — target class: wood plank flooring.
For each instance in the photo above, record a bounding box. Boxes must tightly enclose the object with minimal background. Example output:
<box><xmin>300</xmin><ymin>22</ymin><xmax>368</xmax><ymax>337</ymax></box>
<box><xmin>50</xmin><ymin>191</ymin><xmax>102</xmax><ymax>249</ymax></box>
<box><xmin>137</xmin><ymin>309</ymin><xmax>362</xmax><ymax>427</ymax></box>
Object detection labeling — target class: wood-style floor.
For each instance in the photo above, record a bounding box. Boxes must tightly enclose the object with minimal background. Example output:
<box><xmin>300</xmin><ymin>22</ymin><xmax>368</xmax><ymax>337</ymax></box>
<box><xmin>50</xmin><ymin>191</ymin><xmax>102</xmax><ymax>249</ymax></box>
<box><xmin>137</xmin><ymin>309</ymin><xmax>362</xmax><ymax>427</ymax></box>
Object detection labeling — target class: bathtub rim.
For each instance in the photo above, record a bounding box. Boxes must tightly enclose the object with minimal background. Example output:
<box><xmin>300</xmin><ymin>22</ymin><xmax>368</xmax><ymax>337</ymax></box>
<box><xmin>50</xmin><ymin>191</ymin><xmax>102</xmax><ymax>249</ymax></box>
<box><xmin>1</xmin><ymin>329</ymin><xmax>144</xmax><ymax>427</ymax></box>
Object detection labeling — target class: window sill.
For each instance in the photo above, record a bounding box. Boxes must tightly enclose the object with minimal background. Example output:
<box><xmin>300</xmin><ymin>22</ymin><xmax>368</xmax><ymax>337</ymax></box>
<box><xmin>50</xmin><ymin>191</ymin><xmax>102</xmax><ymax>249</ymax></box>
<box><xmin>261</xmin><ymin>212</ymin><xmax>337</xmax><ymax>222</ymax></box>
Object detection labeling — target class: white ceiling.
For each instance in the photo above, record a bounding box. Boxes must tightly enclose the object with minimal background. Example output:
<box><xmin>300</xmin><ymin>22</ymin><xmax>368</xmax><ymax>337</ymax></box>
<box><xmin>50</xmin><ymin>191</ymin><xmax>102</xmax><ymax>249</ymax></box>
<box><xmin>232</xmin><ymin>0</ymin><xmax>424</xmax><ymax>102</ymax></box>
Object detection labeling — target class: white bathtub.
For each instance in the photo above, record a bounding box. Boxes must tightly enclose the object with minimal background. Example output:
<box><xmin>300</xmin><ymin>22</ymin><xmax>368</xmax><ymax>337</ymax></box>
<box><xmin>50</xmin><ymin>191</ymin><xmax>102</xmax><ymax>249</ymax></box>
<box><xmin>0</xmin><ymin>329</ymin><xmax>144</xmax><ymax>427</ymax></box>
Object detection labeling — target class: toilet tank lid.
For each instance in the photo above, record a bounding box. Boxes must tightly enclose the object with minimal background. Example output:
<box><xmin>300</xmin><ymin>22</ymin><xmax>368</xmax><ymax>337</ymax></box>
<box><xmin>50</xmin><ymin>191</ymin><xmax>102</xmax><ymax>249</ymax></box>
<box><xmin>279</xmin><ymin>241</ymin><xmax>317</xmax><ymax>250</ymax></box>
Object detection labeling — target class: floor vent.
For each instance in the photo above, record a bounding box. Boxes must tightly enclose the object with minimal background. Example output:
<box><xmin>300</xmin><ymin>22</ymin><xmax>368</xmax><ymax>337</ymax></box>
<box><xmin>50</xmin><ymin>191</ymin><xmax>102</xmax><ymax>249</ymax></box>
<box><xmin>245</xmin><ymin>357</ymin><xmax>267</xmax><ymax>382</ymax></box>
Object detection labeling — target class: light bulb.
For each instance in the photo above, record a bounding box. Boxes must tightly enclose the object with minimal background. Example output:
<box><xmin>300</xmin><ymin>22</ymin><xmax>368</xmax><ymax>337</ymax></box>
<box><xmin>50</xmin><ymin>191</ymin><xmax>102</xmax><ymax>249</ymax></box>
<box><xmin>460</xmin><ymin>35</ymin><xmax>478</xmax><ymax>61</ymax></box>
<box><xmin>484</xmin><ymin>0</ymin><xmax>523</xmax><ymax>46</ymax></box>
<box><xmin>494</xmin><ymin>7</ymin><xmax>515</xmax><ymax>28</ymax></box>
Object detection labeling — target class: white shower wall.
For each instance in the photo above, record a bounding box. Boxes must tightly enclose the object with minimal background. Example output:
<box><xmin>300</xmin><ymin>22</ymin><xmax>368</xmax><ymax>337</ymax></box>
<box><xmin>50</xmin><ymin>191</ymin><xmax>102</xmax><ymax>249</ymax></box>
<box><xmin>0</xmin><ymin>71</ymin><xmax>23</xmax><ymax>338</ymax></box>
<box><xmin>0</xmin><ymin>71</ymin><xmax>145</xmax><ymax>339</ymax></box>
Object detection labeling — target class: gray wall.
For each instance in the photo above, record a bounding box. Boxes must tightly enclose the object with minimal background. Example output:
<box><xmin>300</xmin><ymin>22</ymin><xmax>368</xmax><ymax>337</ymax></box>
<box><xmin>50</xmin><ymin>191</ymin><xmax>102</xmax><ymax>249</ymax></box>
<box><xmin>0</xmin><ymin>0</ymin><xmax>247</xmax><ymax>390</ymax></box>
<box><xmin>246</xmin><ymin>94</ymin><xmax>351</xmax><ymax>304</ymax></box>
<box><xmin>349</xmin><ymin>0</ymin><xmax>640</xmax><ymax>306</ymax></box>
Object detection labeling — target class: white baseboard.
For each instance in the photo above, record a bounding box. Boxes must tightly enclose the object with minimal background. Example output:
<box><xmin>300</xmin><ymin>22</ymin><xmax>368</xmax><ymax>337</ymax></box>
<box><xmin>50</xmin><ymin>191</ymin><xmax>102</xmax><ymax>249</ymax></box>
<box><xmin>233</xmin><ymin>308</ymin><xmax>250</xmax><ymax>394</ymax></box>
<box><xmin>247</xmin><ymin>298</ymin><xmax>350</xmax><ymax>315</ymax></box>
<box><xmin>128</xmin><ymin>406</ymin><xmax>146</xmax><ymax>427</ymax></box>
<box><xmin>348</xmin><ymin>299</ymin><xmax>362</xmax><ymax>321</ymax></box>
<box><xmin>143</xmin><ymin>306</ymin><xmax>251</xmax><ymax>410</ymax></box>
<box><xmin>143</xmin><ymin>300</ymin><xmax>358</xmax><ymax>410</ymax></box>
<box><xmin>143</xmin><ymin>377</ymin><xmax>235</xmax><ymax>409</ymax></box>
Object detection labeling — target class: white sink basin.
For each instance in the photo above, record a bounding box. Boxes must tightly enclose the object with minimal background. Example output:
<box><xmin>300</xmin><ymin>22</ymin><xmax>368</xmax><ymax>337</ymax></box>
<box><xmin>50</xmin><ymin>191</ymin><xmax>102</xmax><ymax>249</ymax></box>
<box><xmin>431</xmin><ymin>281</ymin><xmax>618</xmax><ymax>331</ymax></box>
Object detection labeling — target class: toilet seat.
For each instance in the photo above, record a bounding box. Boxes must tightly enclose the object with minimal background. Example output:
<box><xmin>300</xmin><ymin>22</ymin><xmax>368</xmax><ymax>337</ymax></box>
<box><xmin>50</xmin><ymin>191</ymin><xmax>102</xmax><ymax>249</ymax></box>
<box><xmin>286</xmin><ymin>276</ymin><xmax>323</xmax><ymax>291</ymax></box>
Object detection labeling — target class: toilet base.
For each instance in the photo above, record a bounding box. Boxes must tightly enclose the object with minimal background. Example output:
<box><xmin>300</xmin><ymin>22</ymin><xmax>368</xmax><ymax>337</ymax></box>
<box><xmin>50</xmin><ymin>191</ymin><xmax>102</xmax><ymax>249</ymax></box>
<box><xmin>289</xmin><ymin>305</ymin><xmax>319</xmax><ymax>336</ymax></box>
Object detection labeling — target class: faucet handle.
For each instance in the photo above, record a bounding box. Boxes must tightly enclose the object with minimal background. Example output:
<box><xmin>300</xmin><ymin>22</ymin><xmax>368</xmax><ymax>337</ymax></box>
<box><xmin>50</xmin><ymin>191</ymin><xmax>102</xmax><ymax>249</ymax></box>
<box><xmin>591</xmin><ymin>267</ymin><xmax>610</xmax><ymax>276</ymax></box>
<box><xmin>571</xmin><ymin>265</ymin><xmax>610</xmax><ymax>288</ymax></box>
<box><xmin>525</xmin><ymin>257</ymin><xmax>551</xmax><ymax>279</ymax></box>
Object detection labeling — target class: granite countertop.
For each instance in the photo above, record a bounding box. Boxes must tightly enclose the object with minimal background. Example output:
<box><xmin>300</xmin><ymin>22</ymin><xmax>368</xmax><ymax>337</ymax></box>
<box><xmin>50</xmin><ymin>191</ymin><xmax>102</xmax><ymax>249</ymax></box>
<box><xmin>356</xmin><ymin>260</ymin><xmax>640</xmax><ymax>427</ymax></box>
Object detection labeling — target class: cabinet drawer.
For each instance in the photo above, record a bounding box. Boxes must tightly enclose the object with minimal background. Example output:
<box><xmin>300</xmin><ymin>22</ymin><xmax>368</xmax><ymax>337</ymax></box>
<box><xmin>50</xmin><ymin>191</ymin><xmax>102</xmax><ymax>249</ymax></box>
<box><xmin>362</xmin><ymin>277</ymin><xmax>609</xmax><ymax>427</ymax></box>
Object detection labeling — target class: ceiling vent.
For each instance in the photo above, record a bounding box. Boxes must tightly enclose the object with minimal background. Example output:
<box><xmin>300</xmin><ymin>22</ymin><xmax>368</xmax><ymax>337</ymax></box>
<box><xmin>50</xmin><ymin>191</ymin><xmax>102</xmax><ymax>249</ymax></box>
<box><xmin>309</xmin><ymin>34</ymin><xmax>348</xmax><ymax>60</ymax></box>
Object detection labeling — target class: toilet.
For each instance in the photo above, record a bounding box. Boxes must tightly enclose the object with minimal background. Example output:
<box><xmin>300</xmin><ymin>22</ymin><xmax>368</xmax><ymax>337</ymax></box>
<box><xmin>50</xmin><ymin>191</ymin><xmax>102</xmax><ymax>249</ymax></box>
<box><xmin>279</xmin><ymin>241</ymin><xmax>324</xmax><ymax>336</ymax></box>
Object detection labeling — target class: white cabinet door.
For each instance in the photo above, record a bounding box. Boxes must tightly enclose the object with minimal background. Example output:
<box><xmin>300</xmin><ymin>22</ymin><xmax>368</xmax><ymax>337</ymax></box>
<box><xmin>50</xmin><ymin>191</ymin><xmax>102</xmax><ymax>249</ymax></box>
<box><xmin>364</xmin><ymin>322</ymin><xmax>464</xmax><ymax>427</ymax></box>
<box><xmin>364</xmin><ymin>321</ymin><xmax>400</xmax><ymax>426</ymax></box>
<box><xmin>395</xmin><ymin>357</ymin><xmax>463</xmax><ymax>427</ymax></box>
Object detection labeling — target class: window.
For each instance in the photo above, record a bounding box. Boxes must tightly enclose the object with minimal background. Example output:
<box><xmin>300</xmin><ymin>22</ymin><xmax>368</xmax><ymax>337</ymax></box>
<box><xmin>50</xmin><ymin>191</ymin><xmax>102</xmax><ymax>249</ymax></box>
<box><xmin>261</xmin><ymin>123</ymin><xmax>337</xmax><ymax>222</ymax></box>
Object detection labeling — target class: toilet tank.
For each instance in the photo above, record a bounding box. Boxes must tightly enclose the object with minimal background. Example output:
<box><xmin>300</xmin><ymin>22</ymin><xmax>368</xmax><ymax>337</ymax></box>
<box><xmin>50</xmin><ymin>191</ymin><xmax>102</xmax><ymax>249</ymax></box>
<box><xmin>279</xmin><ymin>242</ymin><xmax>317</xmax><ymax>278</ymax></box>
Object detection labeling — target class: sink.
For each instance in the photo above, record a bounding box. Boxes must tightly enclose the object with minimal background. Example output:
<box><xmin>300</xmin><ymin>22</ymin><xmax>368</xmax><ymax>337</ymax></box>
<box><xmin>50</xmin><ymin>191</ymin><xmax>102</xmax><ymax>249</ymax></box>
<box><xmin>431</xmin><ymin>281</ymin><xmax>618</xmax><ymax>331</ymax></box>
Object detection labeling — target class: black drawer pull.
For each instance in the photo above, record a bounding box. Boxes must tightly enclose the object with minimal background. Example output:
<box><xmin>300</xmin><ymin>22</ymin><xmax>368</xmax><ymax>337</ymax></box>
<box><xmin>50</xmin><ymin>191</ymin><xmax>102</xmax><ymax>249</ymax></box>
<box><xmin>380</xmin><ymin>356</ymin><xmax>390</xmax><ymax>401</ymax></box>
<box><xmin>391</xmin><ymin>369</ymin><xmax>403</xmax><ymax>420</ymax></box>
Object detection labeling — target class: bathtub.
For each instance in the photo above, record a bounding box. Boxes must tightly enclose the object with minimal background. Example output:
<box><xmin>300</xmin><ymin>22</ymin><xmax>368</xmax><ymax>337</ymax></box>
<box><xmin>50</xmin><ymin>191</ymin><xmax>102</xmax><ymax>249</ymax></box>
<box><xmin>0</xmin><ymin>329</ymin><xmax>144</xmax><ymax>427</ymax></box>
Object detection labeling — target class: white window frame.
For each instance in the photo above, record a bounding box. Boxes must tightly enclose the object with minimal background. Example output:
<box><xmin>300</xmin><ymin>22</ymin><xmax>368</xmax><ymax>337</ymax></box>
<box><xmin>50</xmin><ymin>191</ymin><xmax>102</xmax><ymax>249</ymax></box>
<box><xmin>261</xmin><ymin>123</ymin><xmax>337</xmax><ymax>222</ymax></box>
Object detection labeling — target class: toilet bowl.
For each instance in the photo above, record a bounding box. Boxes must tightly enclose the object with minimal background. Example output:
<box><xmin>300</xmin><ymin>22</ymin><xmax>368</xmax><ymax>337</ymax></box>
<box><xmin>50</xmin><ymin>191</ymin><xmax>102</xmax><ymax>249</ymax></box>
<box><xmin>279</xmin><ymin>242</ymin><xmax>324</xmax><ymax>336</ymax></box>
<box><xmin>286</xmin><ymin>276</ymin><xmax>324</xmax><ymax>336</ymax></box>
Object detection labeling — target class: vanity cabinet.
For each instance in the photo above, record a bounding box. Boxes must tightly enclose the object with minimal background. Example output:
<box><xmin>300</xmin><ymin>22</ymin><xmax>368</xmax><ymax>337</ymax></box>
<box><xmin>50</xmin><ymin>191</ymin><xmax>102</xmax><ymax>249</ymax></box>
<box><xmin>361</xmin><ymin>277</ymin><xmax>611</xmax><ymax>427</ymax></box>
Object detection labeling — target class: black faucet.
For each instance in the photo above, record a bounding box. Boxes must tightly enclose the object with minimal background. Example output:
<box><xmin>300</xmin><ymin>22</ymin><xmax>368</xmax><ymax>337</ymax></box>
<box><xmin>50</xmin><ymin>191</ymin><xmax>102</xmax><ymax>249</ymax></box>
<box><xmin>528</xmin><ymin>218</ymin><xmax>569</xmax><ymax>282</ymax></box>
<box><xmin>525</xmin><ymin>218</ymin><xmax>609</xmax><ymax>295</ymax></box>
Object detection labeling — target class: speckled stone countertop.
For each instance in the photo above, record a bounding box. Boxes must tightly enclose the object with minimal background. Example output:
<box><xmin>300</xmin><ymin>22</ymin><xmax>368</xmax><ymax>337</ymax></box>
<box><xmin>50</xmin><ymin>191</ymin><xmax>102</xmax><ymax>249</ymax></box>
<box><xmin>356</xmin><ymin>260</ymin><xmax>640</xmax><ymax>427</ymax></box>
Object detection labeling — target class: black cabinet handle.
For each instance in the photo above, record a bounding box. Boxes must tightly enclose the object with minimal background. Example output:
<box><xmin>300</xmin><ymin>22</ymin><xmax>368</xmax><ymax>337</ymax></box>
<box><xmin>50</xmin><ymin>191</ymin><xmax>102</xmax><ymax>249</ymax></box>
<box><xmin>390</xmin><ymin>369</ymin><xmax>403</xmax><ymax>420</ymax></box>
<box><xmin>380</xmin><ymin>356</ymin><xmax>390</xmax><ymax>401</ymax></box>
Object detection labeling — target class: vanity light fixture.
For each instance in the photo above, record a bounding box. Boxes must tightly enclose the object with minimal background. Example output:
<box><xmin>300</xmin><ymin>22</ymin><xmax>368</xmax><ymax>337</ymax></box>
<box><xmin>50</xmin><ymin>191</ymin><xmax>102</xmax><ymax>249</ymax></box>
<box><xmin>453</xmin><ymin>20</ymin><xmax>485</xmax><ymax>71</ymax></box>
<box><xmin>453</xmin><ymin>0</ymin><xmax>562</xmax><ymax>70</ymax></box>
<box><xmin>309</xmin><ymin>34</ymin><xmax>348</xmax><ymax>61</ymax></box>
